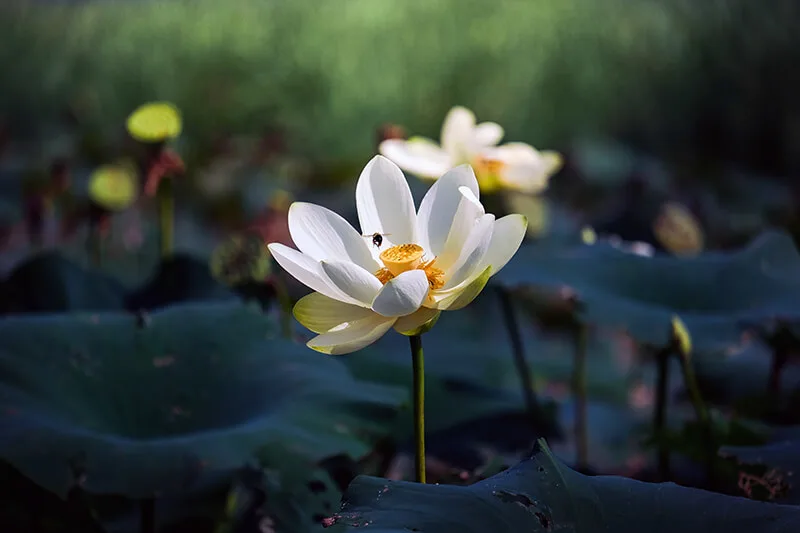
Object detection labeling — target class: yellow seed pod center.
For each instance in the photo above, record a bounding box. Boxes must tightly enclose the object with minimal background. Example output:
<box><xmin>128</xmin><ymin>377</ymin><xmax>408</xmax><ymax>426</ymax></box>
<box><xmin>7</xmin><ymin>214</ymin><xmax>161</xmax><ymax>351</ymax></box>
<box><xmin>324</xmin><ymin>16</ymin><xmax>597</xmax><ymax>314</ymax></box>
<box><xmin>88</xmin><ymin>164</ymin><xmax>139</xmax><ymax>211</ymax></box>
<box><xmin>379</xmin><ymin>243</ymin><xmax>425</xmax><ymax>277</ymax></box>
<box><xmin>126</xmin><ymin>102</ymin><xmax>182</xmax><ymax>143</ymax></box>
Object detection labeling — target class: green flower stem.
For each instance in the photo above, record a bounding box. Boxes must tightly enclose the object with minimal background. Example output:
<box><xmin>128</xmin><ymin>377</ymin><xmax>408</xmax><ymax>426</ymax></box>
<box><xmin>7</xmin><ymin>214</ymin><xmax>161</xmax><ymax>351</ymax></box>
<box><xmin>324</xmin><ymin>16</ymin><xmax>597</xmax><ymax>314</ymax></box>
<box><xmin>653</xmin><ymin>347</ymin><xmax>671</xmax><ymax>481</ymax></box>
<box><xmin>140</xmin><ymin>498</ymin><xmax>155</xmax><ymax>533</ymax></box>
<box><xmin>496</xmin><ymin>286</ymin><xmax>540</xmax><ymax>424</ymax></box>
<box><xmin>675</xmin><ymin>340</ymin><xmax>714</xmax><ymax>485</ymax></box>
<box><xmin>676</xmin><ymin>346</ymin><xmax>709</xmax><ymax>427</ymax></box>
<box><xmin>157</xmin><ymin>178</ymin><xmax>174</xmax><ymax>259</ymax></box>
<box><xmin>572</xmin><ymin>324</ymin><xmax>589</xmax><ymax>471</ymax></box>
<box><xmin>87</xmin><ymin>221</ymin><xmax>102</xmax><ymax>267</ymax></box>
<box><xmin>409</xmin><ymin>334</ymin><xmax>426</xmax><ymax>483</ymax></box>
<box><xmin>86</xmin><ymin>205</ymin><xmax>105</xmax><ymax>267</ymax></box>
<box><xmin>768</xmin><ymin>346</ymin><xmax>789</xmax><ymax>399</ymax></box>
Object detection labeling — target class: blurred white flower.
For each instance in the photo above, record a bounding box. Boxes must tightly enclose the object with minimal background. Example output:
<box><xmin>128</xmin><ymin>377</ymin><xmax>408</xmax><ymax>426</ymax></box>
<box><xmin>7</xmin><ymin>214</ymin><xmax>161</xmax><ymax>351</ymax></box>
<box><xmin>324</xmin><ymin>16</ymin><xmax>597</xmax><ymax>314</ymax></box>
<box><xmin>379</xmin><ymin>106</ymin><xmax>562</xmax><ymax>194</ymax></box>
<box><xmin>267</xmin><ymin>155</ymin><xmax>528</xmax><ymax>354</ymax></box>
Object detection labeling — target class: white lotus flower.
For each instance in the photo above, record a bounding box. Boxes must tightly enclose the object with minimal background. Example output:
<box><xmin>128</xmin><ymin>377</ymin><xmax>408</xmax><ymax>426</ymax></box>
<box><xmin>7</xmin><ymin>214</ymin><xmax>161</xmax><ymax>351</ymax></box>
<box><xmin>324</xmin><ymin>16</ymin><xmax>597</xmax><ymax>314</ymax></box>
<box><xmin>267</xmin><ymin>155</ymin><xmax>528</xmax><ymax>355</ymax></box>
<box><xmin>379</xmin><ymin>106</ymin><xmax>562</xmax><ymax>194</ymax></box>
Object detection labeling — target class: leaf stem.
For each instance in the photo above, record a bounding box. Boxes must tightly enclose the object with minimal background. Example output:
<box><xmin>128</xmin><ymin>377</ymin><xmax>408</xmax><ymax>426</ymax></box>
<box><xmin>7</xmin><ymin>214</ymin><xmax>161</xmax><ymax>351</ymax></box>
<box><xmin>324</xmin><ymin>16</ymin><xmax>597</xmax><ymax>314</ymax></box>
<box><xmin>653</xmin><ymin>347</ymin><xmax>671</xmax><ymax>481</ymax></box>
<box><xmin>496</xmin><ymin>287</ymin><xmax>540</xmax><ymax>423</ymax></box>
<box><xmin>87</xmin><ymin>221</ymin><xmax>101</xmax><ymax>267</ymax></box>
<box><xmin>573</xmin><ymin>324</ymin><xmax>589</xmax><ymax>471</ymax></box>
<box><xmin>675</xmin><ymin>337</ymin><xmax>714</xmax><ymax>486</ymax></box>
<box><xmin>157</xmin><ymin>178</ymin><xmax>174</xmax><ymax>259</ymax></box>
<box><xmin>676</xmin><ymin>346</ymin><xmax>709</xmax><ymax>427</ymax></box>
<box><xmin>409</xmin><ymin>334</ymin><xmax>426</xmax><ymax>483</ymax></box>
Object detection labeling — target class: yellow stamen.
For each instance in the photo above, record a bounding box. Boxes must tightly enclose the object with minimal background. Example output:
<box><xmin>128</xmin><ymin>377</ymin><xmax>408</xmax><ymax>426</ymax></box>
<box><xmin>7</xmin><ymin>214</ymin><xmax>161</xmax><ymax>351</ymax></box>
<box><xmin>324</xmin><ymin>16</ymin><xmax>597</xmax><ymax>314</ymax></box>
<box><xmin>374</xmin><ymin>243</ymin><xmax>445</xmax><ymax>291</ymax></box>
<box><xmin>379</xmin><ymin>243</ymin><xmax>425</xmax><ymax>277</ymax></box>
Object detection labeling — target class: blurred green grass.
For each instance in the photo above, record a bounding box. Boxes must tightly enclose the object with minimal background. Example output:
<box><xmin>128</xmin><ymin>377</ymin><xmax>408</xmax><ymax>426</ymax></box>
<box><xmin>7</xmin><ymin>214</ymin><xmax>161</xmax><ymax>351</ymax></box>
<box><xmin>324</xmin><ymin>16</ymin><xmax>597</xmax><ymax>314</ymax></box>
<box><xmin>1</xmin><ymin>0</ymin><xmax>799</xmax><ymax>172</ymax></box>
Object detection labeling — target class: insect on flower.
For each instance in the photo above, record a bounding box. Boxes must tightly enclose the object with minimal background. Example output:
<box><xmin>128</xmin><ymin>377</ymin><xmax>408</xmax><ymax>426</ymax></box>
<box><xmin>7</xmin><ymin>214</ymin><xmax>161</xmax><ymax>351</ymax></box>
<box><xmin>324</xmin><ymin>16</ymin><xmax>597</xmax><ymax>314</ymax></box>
<box><xmin>363</xmin><ymin>232</ymin><xmax>391</xmax><ymax>249</ymax></box>
<box><xmin>267</xmin><ymin>155</ymin><xmax>529</xmax><ymax>355</ymax></box>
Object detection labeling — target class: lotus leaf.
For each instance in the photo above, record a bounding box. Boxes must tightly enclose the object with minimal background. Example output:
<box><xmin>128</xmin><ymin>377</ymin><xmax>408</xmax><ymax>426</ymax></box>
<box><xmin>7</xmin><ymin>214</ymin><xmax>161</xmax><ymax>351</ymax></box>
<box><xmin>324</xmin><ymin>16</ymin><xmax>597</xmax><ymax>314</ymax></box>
<box><xmin>0</xmin><ymin>302</ymin><xmax>406</xmax><ymax>499</ymax></box>
<box><xmin>332</xmin><ymin>439</ymin><xmax>800</xmax><ymax>533</ymax></box>
<box><xmin>495</xmin><ymin>231</ymin><xmax>800</xmax><ymax>350</ymax></box>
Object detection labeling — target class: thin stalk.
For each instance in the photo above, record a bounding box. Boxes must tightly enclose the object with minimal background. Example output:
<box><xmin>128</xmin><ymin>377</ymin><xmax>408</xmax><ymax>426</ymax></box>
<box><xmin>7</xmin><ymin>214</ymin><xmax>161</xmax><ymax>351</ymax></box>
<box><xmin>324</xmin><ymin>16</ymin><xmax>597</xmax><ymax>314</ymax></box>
<box><xmin>572</xmin><ymin>324</ymin><xmax>589</xmax><ymax>471</ymax></box>
<box><xmin>408</xmin><ymin>334</ymin><xmax>426</xmax><ymax>483</ymax></box>
<box><xmin>676</xmin><ymin>350</ymin><xmax>709</xmax><ymax>428</ymax></box>
<box><xmin>140</xmin><ymin>498</ymin><xmax>155</xmax><ymax>533</ymax></box>
<box><xmin>86</xmin><ymin>206</ymin><xmax>105</xmax><ymax>267</ymax></box>
<box><xmin>157</xmin><ymin>178</ymin><xmax>174</xmax><ymax>259</ymax></box>
<box><xmin>653</xmin><ymin>348</ymin><xmax>671</xmax><ymax>481</ymax></box>
<box><xmin>496</xmin><ymin>286</ymin><xmax>540</xmax><ymax>422</ymax></box>
<box><xmin>87</xmin><ymin>221</ymin><xmax>101</xmax><ymax>267</ymax></box>
<box><xmin>676</xmin><ymin>343</ymin><xmax>714</xmax><ymax>486</ymax></box>
<box><xmin>768</xmin><ymin>347</ymin><xmax>788</xmax><ymax>398</ymax></box>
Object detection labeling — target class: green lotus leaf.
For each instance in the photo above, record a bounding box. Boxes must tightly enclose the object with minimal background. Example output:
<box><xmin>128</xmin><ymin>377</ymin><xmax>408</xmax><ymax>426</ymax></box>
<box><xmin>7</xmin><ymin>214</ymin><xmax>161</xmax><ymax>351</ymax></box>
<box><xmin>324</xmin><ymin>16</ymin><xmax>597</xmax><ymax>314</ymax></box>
<box><xmin>1</xmin><ymin>252</ymin><xmax>126</xmax><ymax>314</ymax></box>
<box><xmin>692</xmin><ymin>343</ymin><xmax>800</xmax><ymax>419</ymax></box>
<box><xmin>125</xmin><ymin>254</ymin><xmax>239</xmax><ymax>311</ymax></box>
<box><xmin>0</xmin><ymin>302</ymin><xmax>406</xmax><ymax>499</ymax></box>
<box><xmin>331</xmin><ymin>439</ymin><xmax>800</xmax><ymax>533</ymax></box>
<box><xmin>343</xmin><ymin>292</ymin><xmax>645</xmax><ymax>471</ymax></box>
<box><xmin>218</xmin><ymin>445</ymin><xmax>342</xmax><ymax>533</ymax></box>
<box><xmin>720</xmin><ymin>426</ymin><xmax>800</xmax><ymax>505</ymax></box>
<box><xmin>494</xmin><ymin>231</ymin><xmax>800</xmax><ymax>350</ymax></box>
<box><xmin>209</xmin><ymin>233</ymin><xmax>271</xmax><ymax>287</ymax></box>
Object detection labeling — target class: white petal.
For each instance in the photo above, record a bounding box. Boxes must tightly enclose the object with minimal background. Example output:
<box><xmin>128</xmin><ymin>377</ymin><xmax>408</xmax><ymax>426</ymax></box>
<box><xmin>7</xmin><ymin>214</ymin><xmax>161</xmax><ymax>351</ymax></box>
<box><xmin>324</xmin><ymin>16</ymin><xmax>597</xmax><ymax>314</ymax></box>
<box><xmin>426</xmin><ymin>265</ymin><xmax>492</xmax><ymax>311</ymax></box>
<box><xmin>471</xmin><ymin>122</ymin><xmax>504</xmax><ymax>148</ymax></box>
<box><xmin>443</xmin><ymin>213</ymin><xmax>494</xmax><ymax>289</ymax></box>
<box><xmin>356</xmin><ymin>155</ymin><xmax>417</xmax><ymax>248</ymax></box>
<box><xmin>393</xmin><ymin>306</ymin><xmax>441</xmax><ymax>335</ymax></box>
<box><xmin>416</xmin><ymin>165</ymin><xmax>481</xmax><ymax>256</ymax></box>
<box><xmin>440</xmin><ymin>106</ymin><xmax>476</xmax><ymax>162</ymax></box>
<box><xmin>320</xmin><ymin>260</ymin><xmax>383</xmax><ymax>307</ymax></box>
<box><xmin>293</xmin><ymin>292</ymin><xmax>376</xmax><ymax>333</ymax></box>
<box><xmin>476</xmin><ymin>214</ymin><xmax>528</xmax><ymax>275</ymax></box>
<box><xmin>539</xmin><ymin>150</ymin><xmax>564</xmax><ymax>175</ymax></box>
<box><xmin>267</xmin><ymin>243</ymin><xmax>360</xmax><ymax>304</ymax></box>
<box><xmin>288</xmin><ymin>202</ymin><xmax>379</xmax><ymax>271</ymax></box>
<box><xmin>379</xmin><ymin>138</ymin><xmax>452</xmax><ymax>180</ymax></box>
<box><xmin>371</xmin><ymin>269</ymin><xmax>429</xmax><ymax>317</ymax></box>
<box><xmin>505</xmin><ymin>193</ymin><xmax>548</xmax><ymax>238</ymax></box>
<box><xmin>435</xmin><ymin>186</ymin><xmax>485</xmax><ymax>272</ymax></box>
<box><xmin>485</xmin><ymin>143</ymin><xmax>562</xmax><ymax>194</ymax></box>
<box><xmin>307</xmin><ymin>314</ymin><xmax>396</xmax><ymax>355</ymax></box>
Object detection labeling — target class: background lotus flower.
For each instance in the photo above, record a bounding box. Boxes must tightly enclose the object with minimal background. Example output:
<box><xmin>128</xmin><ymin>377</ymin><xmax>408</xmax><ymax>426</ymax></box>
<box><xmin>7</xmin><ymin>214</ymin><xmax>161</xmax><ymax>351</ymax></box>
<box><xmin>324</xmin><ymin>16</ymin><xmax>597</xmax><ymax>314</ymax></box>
<box><xmin>267</xmin><ymin>155</ymin><xmax>527</xmax><ymax>355</ymax></box>
<box><xmin>379</xmin><ymin>106</ymin><xmax>562</xmax><ymax>194</ymax></box>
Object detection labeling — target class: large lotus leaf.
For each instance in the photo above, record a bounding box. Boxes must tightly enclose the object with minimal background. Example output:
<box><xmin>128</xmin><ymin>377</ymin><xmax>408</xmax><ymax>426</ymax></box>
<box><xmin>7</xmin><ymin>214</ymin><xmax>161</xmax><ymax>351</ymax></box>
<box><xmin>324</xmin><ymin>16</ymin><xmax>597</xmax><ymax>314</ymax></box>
<box><xmin>0</xmin><ymin>302</ymin><xmax>406</xmax><ymax>499</ymax></box>
<box><xmin>693</xmin><ymin>342</ymin><xmax>800</xmax><ymax>418</ymax></box>
<box><xmin>343</xmin><ymin>292</ymin><xmax>642</xmax><ymax>471</ymax></box>
<box><xmin>217</xmin><ymin>445</ymin><xmax>343</xmax><ymax>533</ymax></box>
<box><xmin>98</xmin><ymin>446</ymin><xmax>343</xmax><ymax>533</ymax></box>
<box><xmin>329</xmin><ymin>439</ymin><xmax>800</xmax><ymax>533</ymax></box>
<box><xmin>0</xmin><ymin>251</ymin><xmax>127</xmax><ymax>314</ymax></box>
<box><xmin>720</xmin><ymin>426</ymin><xmax>800</xmax><ymax>505</ymax></box>
<box><xmin>495</xmin><ymin>230</ymin><xmax>800</xmax><ymax>350</ymax></box>
<box><xmin>125</xmin><ymin>253</ymin><xmax>239</xmax><ymax>311</ymax></box>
